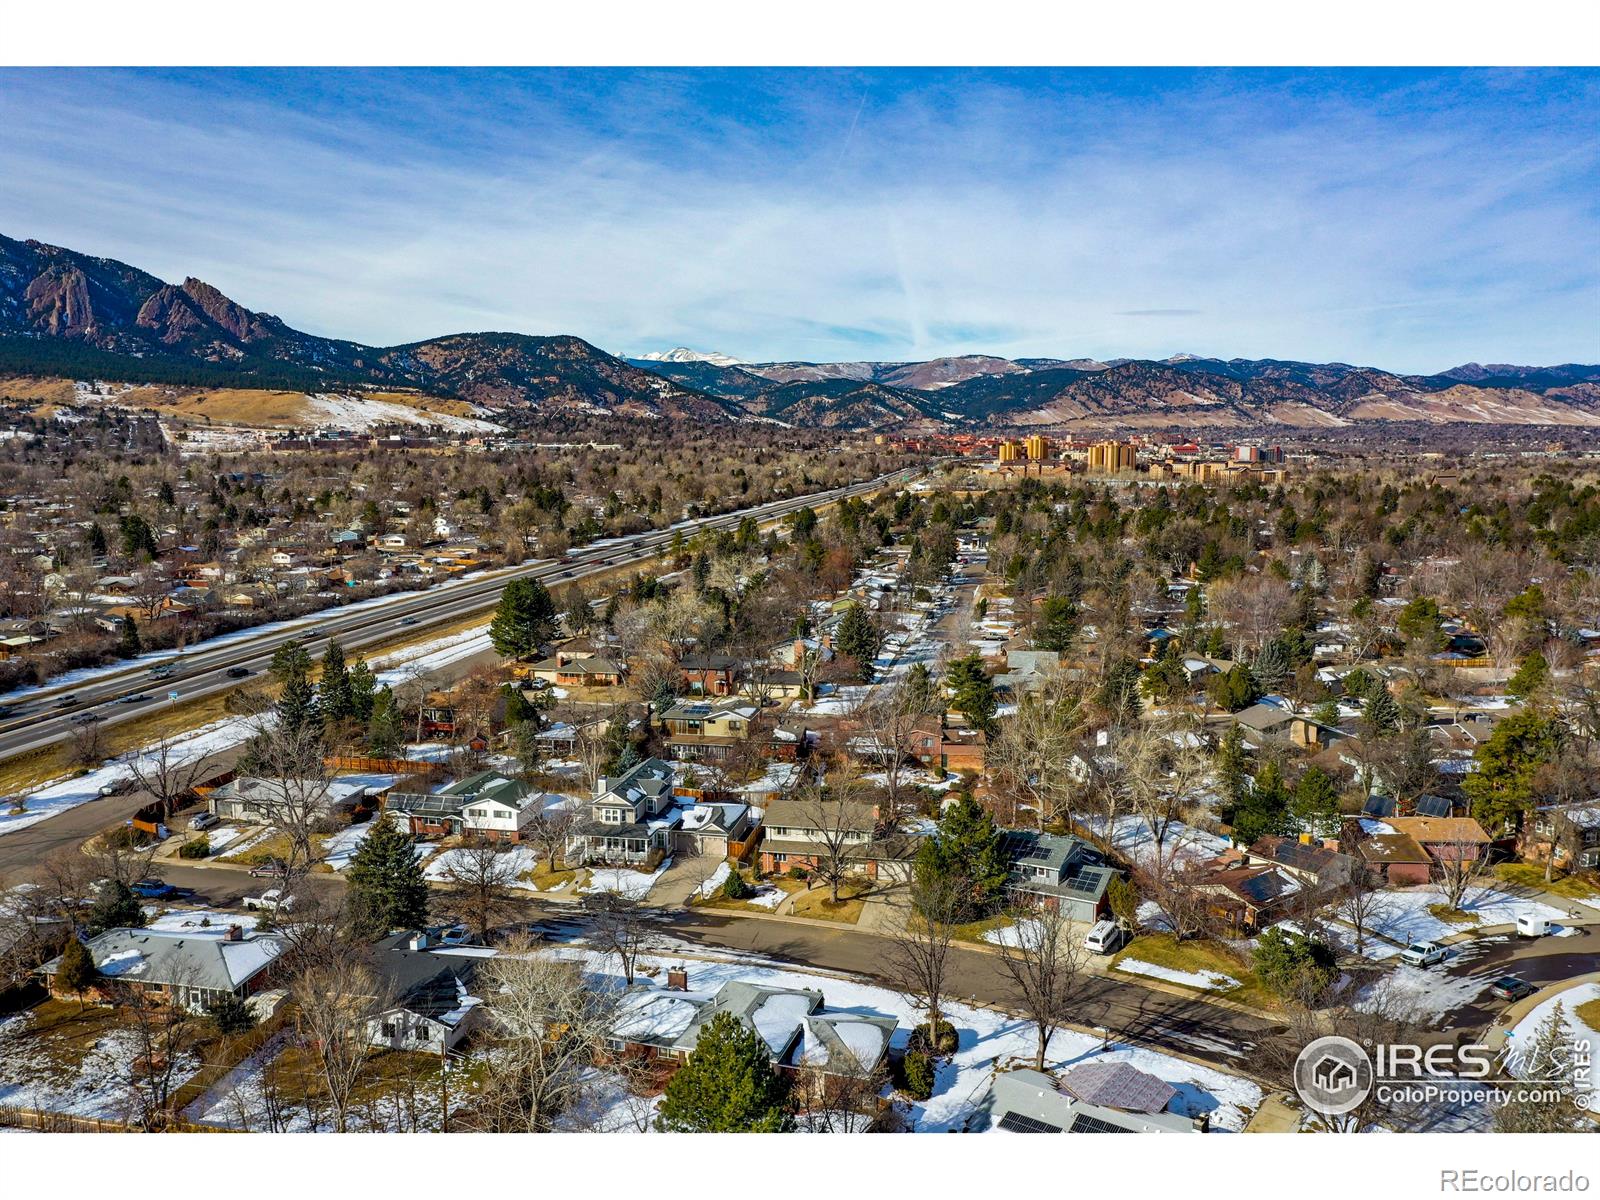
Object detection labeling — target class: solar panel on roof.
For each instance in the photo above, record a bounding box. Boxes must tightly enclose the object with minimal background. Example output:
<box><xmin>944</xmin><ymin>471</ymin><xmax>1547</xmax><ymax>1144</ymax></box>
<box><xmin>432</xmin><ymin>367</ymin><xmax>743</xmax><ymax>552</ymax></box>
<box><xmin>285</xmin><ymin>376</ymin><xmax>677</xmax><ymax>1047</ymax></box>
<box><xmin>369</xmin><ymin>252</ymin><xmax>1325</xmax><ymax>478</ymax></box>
<box><xmin>1067</xmin><ymin>1113</ymin><xmax>1135</xmax><ymax>1133</ymax></box>
<box><xmin>1363</xmin><ymin>794</ymin><xmax>1397</xmax><ymax>817</ymax></box>
<box><xmin>997</xmin><ymin>1111</ymin><xmax>1063</xmax><ymax>1133</ymax></box>
<box><xmin>1416</xmin><ymin>794</ymin><xmax>1453</xmax><ymax>818</ymax></box>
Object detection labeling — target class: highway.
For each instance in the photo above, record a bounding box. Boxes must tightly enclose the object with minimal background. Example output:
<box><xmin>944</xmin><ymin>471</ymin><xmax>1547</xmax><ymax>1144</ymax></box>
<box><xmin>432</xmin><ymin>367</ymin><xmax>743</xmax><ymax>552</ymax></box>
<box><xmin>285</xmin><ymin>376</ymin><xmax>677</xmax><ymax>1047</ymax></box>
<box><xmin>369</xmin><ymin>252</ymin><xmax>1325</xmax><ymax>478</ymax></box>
<box><xmin>0</xmin><ymin>467</ymin><xmax>916</xmax><ymax>765</ymax></box>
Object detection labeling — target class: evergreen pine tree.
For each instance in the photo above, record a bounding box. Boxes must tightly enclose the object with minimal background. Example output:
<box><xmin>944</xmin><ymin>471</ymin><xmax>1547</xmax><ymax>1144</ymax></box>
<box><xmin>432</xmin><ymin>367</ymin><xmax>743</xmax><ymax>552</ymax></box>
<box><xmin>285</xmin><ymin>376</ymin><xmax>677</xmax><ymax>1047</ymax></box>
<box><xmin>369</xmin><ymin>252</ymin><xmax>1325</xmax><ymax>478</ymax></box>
<box><xmin>367</xmin><ymin>687</ymin><xmax>404</xmax><ymax>757</ymax></box>
<box><xmin>347</xmin><ymin>658</ymin><xmax>378</xmax><ymax>725</ymax></box>
<box><xmin>1507</xmin><ymin>651</ymin><xmax>1551</xmax><ymax>701</ymax></box>
<box><xmin>835</xmin><ymin>602</ymin><xmax>882</xmax><ymax>680</ymax></box>
<box><xmin>318</xmin><ymin>640</ymin><xmax>354</xmax><ymax>724</ymax></box>
<box><xmin>86</xmin><ymin>880</ymin><xmax>145</xmax><ymax>936</ymax></box>
<box><xmin>489</xmin><ymin>578</ymin><xmax>559</xmax><ymax>659</ymax></box>
<box><xmin>1250</xmin><ymin>639</ymin><xmax>1292</xmax><ymax>692</ymax></box>
<box><xmin>946</xmin><ymin>652</ymin><xmax>997</xmax><ymax>736</ymax></box>
<box><xmin>1231</xmin><ymin>760</ymin><xmax>1290</xmax><ymax>845</ymax></box>
<box><xmin>276</xmin><ymin>669</ymin><xmax>322</xmax><ymax>740</ymax></box>
<box><xmin>1291</xmin><ymin>766</ymin><xmax>1341</xmax><ymax>835</ymax></box>
<box><xmin>914</xmin><ymin>792</ymin><xmax>1010</xmax><ymax>919</ymax></box>
<box><xmin>1495</xmin><ymin>1001</ymin><xmax>1585</xmax><ymax>1132</ymax></box>
<box><xmin>87</xmin><ymin>523</ymin><xmax>107</xmax><ymax>557</ymax></box>
<box><xmin>117</xmin><ymin>615</ymin><xmax>141</xmax><ymax>658</ymax></box>
<box><xmin>1364</xmin><ymin>687</ymin><xmax>1400</xmax><ymax>735</ymax></box>
<box><xmin>55</xmin><ymin>937</ymin><xmax>98</xmax><ymax>1011</ymax></box>
<box><xmin>347</xmin><ymin>817</ymin><xmax>429</xmax><ymax>939</ymax></box>
<box><xmin>655</xmin><ymin>1011</ymin><xmax>792</xmax><ymax>1131</ymax></box>
<box><xmin>1214</xmin><ymin>724</ymin><xmax>1251</xmax><ymax>821</ymax></box>
<box><xmin>904</xmin><ymin>661</ymin><xmax>938</xmax><ymax>714</ymax></box>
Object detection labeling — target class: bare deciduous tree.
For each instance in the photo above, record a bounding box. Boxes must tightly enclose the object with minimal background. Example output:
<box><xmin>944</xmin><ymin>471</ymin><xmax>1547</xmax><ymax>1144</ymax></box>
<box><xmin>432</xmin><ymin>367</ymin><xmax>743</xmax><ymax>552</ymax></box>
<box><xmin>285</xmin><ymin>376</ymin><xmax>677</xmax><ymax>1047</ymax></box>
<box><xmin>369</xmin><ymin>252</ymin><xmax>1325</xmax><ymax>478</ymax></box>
<box><xmin>582</xmin><ymin>892</ymin><xmax>654</xmax><ymax>985</ymax></box>
<box><xmin>439</xmin><ymin>835</ymin><xmax>524</xmax><ymax>943</ymax></box>
<box><xmin>474</xmin><ymin>935</ymin><xmax>620</xmax><ymax>1132</ymax></box>
<box><xmin>287</xmin><ymin>935</ymin><xmax>385</xmax><ymax>1134</ymax></box>
<box><xmin>886</xmin><ymin>870</ymin><xmax>962</xmax><ymax>1032</ymax></box>
<box><xmin>996</xmin><ymin>901</ymin><xmax>1088</xmax><ymax>1070</ymax></box>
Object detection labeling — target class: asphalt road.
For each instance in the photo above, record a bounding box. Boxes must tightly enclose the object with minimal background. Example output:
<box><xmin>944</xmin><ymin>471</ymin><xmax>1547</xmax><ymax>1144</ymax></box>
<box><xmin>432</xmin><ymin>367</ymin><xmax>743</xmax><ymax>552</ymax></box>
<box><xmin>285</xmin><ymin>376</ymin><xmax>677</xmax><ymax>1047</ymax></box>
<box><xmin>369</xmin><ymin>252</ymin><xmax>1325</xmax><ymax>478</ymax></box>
<box><xmin>0</xmin><ymin>468</ymin><xmax>917</xmax><ymax>763</ymax></box>
<box><xmin>1441</xmin><ymin>922</ymin><xmax>1600</xmax><ymax>1030</ymax></box>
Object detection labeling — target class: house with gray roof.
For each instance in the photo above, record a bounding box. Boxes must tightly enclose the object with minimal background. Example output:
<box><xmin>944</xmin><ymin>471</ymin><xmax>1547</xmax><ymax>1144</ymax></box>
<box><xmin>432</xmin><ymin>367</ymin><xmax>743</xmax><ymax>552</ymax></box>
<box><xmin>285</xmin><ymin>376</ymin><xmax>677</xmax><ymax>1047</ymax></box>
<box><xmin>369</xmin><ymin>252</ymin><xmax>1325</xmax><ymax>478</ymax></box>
<box><xmin>966</xmin><ymin>1067</ymin><xmax>1199</xmax><ymax>1134</ymax></box>
<box><xmin>208</xmin><ymin>775</ymin><xmax>374</xmax><ymax>824</ymax></box>
<box><xmin>40</xmin><ymin>925</ymin><xmax>284</xmax><ymax>1012</ymax></box>
<box><xmin>1000</xmin><ymin>830</ymin><xmax>1116</xmax><ymax>922</ymax></box>
<box><xmin>611</xmin><ymin>975</ymin><xmax>897</xmax><ymax>1078</ymax></box>
<box><xmin>568</xmin><ymin>757</ymin><xmax>681</xmax><ymax>865</ymax></box>
<box><xmin>365</xmin><ymin>930</ymin><xmax>493</xmax><ymax>1051</ymax></box>
<box><xmin>387</xmin><ymin>770</ymin><xmax>550</xmax><ymax>842</ymax></box>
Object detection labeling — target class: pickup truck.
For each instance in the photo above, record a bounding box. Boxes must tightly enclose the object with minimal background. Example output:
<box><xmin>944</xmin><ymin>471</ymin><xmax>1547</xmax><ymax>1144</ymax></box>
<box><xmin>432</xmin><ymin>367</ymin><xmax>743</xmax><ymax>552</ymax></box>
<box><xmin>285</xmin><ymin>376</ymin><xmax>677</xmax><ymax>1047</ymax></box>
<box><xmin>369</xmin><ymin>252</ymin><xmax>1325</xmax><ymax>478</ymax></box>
<box><xmin>243</xmin><ymin>889</ymin><xmax>294</xmax><ymax>912</ymax></box>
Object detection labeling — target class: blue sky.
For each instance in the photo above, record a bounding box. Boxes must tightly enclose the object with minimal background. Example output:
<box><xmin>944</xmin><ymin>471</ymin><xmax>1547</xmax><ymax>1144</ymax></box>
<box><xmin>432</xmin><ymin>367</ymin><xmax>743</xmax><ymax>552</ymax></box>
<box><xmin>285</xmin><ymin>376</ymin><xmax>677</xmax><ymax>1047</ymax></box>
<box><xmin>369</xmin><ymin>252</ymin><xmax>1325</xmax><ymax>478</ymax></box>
<box><xmin>1</xmin><ymin>68</ymin><xmax>1596</xmax><ymax>371</ymax></box>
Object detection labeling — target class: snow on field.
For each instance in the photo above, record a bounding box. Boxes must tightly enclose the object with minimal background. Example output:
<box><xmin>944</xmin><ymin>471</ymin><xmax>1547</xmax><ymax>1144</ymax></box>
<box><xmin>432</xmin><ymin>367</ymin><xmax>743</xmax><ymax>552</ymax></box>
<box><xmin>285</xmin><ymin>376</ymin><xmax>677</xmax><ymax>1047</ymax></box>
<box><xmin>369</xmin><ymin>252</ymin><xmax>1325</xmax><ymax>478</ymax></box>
<box><xmin>1505</xmin><ymin>982</ymin><xmax>1600</xmax><ymax>1100</ymax></box>
<box><xmin>423</xmin><ymin>844</ymin><xmax>542</xmax><ymax>889</ymax></box>
<box><xmin>582</xmin><ymin>860</ymin><xmax>672</xmax><ymax>901</ymax></box>
<box><xmin>556</xmin><ymin>947</ymin><xmax>1262</xmax><ymax>1132</ymax></box>
<box><xmin>1354</xmin><ymin>964</ymin><xmax>1494</xmax><ymax>1023</ymax></box>
<box><xmin>1077</xmin><ymin>813</ymin><xmax>1230</xmax><ymax>873</ymax></box>
<box><xmin>0</xmin><ymin>711</ymin><xmax>272</xmax><ymax>839</ymax></box>
<box><xmin>321</xmin><ymin>821</ymin><xmax>375</xmax><ymax>871</ymax></box>
<box><xmin>745</xmin><ymin>886</ymin><xmax>786</xmax><ymax>909</ymax></box>
<box><xmin>1116</xmin><ymin>959</ymin><xmax>1241</xmax><ymax>993</ymax></box>
<box><xmin>0</xmin><ymin>1017</ymin><xmax>198</xmax><ymax>1121</ymax></box>
<box><xmin>219</xmin><ymin>827</ymin><xmax>275</xmax><ymax>860</ymax></box>
<box><xmin>0</xmin><ymin>625</ymin><xmax>495</xmax><ymax>840</ymax></box>
<box><xmin>206</xmin><ymin>826</ymin><xmax>243</xmax><ymax>853</ymax></box>
<box><xmin>145</xmin><ymin>908</ymin><xmax>250</xmax><ymax>935</ymax></box>
<box><xmin>694</xmin><ymin>862</ymin><xmax>732</xmax><ymax>898</ymax></box>
<box><xmin>1137</xmin><ymin>900</ymin><xmax>1175</xmax><ymax>933</ymax></box>
<box><xmin>1361</xmin><ymin>887</ymin><xmax>1568</xmax><ymax>948</ymax></box>
<box><xmin>303</xmin><ymin>392</ymin><xmax>502</xmax><ymax>433</ymax></box>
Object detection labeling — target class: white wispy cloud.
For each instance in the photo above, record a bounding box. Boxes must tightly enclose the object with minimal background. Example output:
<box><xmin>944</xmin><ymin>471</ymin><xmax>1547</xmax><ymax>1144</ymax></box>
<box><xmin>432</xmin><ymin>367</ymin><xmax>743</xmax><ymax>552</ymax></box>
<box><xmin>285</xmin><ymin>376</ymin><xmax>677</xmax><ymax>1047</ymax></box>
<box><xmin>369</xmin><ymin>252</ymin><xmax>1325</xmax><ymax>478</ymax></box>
<box><xmin>0</xmin><ymin>68</ymin><xmax>1594</xmax><ymax>371</ymax></box>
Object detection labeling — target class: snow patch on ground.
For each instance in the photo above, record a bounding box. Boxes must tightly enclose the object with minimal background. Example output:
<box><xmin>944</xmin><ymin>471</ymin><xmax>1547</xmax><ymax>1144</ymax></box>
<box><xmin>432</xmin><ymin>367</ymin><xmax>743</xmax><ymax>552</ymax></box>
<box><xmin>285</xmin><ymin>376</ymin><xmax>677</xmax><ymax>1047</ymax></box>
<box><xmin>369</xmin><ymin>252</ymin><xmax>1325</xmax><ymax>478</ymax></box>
<box><xmin>1116</xmin><ymin>959</ymin><xmax>1241</xmax><ymax>992</ymax></box>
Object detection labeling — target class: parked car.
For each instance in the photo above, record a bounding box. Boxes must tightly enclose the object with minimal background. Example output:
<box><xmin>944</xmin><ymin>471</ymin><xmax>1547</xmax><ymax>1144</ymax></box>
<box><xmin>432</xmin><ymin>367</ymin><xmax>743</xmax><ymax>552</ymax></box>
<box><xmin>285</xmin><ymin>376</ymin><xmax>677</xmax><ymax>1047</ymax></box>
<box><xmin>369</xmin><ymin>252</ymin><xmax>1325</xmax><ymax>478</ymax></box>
<box><xmin>249</xmin><ymin>859</ymin><xmax>288</xmax><ymax>878</ymax></box>
<box><xmin>130</xmin><ymin>878</ymin><xmax>175</xmax><ymax>899</ymax></box>
<box><xmin>225</xmin><ymin>666</ymin><xmax>252</xmax><ymax>679</ymax></box>
<box><xmin>435</xmin><ymin>924</ymin><xmax>472</xmax><ymax>947</ymax></box>
<box><xmin>1489</xmin><ymin>976</ymin><xmax>1536</xmax><ymax>1002</ymax></box>
<box><xmin>1401</xmin><ymin>940</ymin><xmax>1449</xmax><ymax>967</ymax></box>
<box><xmin>1084</xmin><ymin>919</ymin><xmax>1126</xmax><ymax>955</ymax></box>
<box><xmin>188</xmin><ymin>812</ymin><xmax>221</xmax><ymax>832</ymax></box>
<box><xmin>243</xmin><ymin>889</ymin><xmax>294</xmax><ymax>912</ymax></box>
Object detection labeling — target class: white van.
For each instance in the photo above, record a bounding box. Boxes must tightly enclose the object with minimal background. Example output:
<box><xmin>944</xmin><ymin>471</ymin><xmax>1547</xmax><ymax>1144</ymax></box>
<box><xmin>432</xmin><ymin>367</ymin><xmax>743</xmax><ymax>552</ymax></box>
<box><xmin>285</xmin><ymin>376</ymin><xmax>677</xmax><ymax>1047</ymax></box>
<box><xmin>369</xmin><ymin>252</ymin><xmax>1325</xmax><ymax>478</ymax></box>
<box><xmin>1085</xmin><ymin>919</ymin><xmax>1126</xmax><ymax>955</ymax></box>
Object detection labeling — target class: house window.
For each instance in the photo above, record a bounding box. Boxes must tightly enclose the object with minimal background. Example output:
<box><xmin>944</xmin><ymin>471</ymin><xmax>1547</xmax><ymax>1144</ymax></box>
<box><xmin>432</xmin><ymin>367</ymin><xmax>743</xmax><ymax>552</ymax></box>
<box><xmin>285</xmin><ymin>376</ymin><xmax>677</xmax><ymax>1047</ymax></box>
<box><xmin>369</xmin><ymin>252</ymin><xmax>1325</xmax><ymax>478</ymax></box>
<box><xmin>417</xmin><ymin>1024</ymin><xmax>430</xmax><ymax>1042</ymax></box>
<box><xmin>381</xmin><ymin>1021</ymin><xmax>396</xmax><ymax>1038</ymax></box>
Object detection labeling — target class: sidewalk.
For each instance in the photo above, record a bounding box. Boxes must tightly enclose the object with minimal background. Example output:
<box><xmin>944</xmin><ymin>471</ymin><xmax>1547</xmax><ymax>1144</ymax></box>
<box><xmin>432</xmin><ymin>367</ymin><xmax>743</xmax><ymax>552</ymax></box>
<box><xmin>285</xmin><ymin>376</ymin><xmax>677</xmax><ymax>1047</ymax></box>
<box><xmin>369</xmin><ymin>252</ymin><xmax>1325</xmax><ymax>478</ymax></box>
<box><xmin>1480</xmin><ymin>971</ymin><xmax>1600</xmax><ymax>1054</ymax></box>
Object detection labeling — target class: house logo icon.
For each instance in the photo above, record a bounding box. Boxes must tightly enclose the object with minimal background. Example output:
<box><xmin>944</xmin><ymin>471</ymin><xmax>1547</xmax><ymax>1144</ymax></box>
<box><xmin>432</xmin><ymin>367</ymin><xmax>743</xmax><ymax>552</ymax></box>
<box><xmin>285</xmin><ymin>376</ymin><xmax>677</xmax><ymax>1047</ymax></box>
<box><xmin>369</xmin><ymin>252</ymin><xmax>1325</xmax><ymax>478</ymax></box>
<box><xmin>1293</xmin><ymin>1036</ymin><xmax>1373</xmax><ymax>1117</ymax></box>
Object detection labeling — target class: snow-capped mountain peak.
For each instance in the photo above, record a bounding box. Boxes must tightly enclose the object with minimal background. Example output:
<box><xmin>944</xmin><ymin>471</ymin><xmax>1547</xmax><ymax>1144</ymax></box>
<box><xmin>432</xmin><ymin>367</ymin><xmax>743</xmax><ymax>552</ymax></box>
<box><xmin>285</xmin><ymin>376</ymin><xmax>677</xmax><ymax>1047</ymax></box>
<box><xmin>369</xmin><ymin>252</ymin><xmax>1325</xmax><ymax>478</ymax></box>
<box><xmin>638</xmin><ymin>347</ymin><xmax>743</xmax><ymax>367</ymax></box>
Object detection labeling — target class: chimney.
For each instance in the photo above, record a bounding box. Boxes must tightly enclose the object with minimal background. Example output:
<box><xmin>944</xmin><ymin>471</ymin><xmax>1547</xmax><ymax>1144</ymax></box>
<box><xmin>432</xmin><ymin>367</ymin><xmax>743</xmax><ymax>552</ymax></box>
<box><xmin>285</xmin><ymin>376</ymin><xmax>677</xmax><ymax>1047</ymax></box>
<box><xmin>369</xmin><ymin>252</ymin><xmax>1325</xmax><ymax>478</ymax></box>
<box><xmin>666</xmin><ymin>967</ymin><xmax>688</xmax><ymax>991</ymax></box>
<box><xmin>225</xmin><ymin>924</ymin><xmax>244</xmax><ymax>942</ymax></box>
<box><xmin>596</xmin><ymin>776</ymin><xmax>610</xmax><ymax>796</ymax></box>
<box><xmin>409</xmin><ymin>930</ymin><xmax>434</xmax><ymax>951</ymax></box>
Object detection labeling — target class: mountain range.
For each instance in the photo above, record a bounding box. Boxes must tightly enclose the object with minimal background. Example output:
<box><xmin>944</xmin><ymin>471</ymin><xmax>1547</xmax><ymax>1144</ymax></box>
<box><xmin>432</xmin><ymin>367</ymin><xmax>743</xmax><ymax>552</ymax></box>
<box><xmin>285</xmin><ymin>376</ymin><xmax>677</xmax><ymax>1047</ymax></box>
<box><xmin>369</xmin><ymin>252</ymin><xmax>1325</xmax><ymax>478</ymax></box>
<box><xmin>3</xmin><ymin>233</ymin><xmax>1598</xmax><ymax>432</ymax></box>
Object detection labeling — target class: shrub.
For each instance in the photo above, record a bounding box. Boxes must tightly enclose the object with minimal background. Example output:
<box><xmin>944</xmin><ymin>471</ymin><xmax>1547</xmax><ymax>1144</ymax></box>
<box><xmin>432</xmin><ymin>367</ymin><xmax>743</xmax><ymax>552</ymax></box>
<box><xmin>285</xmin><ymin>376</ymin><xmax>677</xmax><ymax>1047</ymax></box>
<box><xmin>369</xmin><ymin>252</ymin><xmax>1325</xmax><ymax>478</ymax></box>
<box><xmin>721</xmin><ymin>869</ymin><xmax>751</xmax><ymax>901</ymax></box>
<box><xmin>178</xmin><ymin>837</ymin><xmax>210</xmax><ymax>860</ymax></box>
<box><xmin>899</xmin><ymin>1050</ymin><xmax>935</xmax><ymax>1100</ymax></box>
<box><xmin>786</xmin><ymin>866</ymin><xmax>810</xmax><ymax>881</ymax></box>
<box><xmin>908</xmin><ymin>1018</ymin><xmax>958</xmax><ymax>1057</ymax></box>
<box><xmin>206</xmin><ymin>991</ymin><xmax>256</xmax><ymax>1036</ymax></box>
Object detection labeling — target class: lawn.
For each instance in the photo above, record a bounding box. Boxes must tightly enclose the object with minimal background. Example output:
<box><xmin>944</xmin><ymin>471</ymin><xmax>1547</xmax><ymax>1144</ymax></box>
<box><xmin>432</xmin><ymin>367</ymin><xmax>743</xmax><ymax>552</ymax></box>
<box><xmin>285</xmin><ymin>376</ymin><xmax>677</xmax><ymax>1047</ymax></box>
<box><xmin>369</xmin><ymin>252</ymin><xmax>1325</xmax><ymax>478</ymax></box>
<box><xmin>1494</xmin><ymin>862</ymin><xmax>1600</xmax><ymax>901</ymax></box>
<box><xmin>1427</xmin><ymin>903</ymin><xmax>1478</xmax><ymax>925</ymax></box>
<box><xmin>1111</xmin><ymin>934</ymin><xmax>1278</xmax><ymax>1011</ymax></box>
<box><xmin>951</xmin><ymin>913</ymin><xmax>1017</xmax><ymax>945</ymax></box>
<box><xmin>1576</xmin><ymin>998</ymin><xmax>1600</xmax><ymax>1032</ymax></box>
<box><xmin>521</xmin><ymin>861</ymin><xmax>582</xmax><ymax>892</ymax></box>
<box><xmin>788</xmin><ymin>879</ymin><xmax>869</xmax><ymax>923</ymax></box>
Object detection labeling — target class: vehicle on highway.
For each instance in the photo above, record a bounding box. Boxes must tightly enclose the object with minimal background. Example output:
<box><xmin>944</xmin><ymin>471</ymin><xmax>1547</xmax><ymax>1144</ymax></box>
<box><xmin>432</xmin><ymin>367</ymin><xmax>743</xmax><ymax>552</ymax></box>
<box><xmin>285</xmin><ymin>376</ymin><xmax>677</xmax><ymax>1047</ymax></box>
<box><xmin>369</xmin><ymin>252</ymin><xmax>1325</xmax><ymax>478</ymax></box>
<box><xmin>70</xmin><ymin>712</ymin><xmax>103</xmax><ymax>726</ymax></box>
<box><xmin>399</xmin><ymin>616</ymin><xmax>420</xmax><ymax>626</ymax></box>
<box><xmin>131</xmin><ymin>878</ymin><xmax>175</xmax><ymax>899</ymax></box>
<box><xmin>226</xmin><ymin>666</ymin><xmax>253</xmax><ymax>679</ymax></box>
<box><xmin>243</xmin><ymin>888</ymin><xmax>294</xmax><ymax>912</ymax></box>
<box><xmin>1489</xmin><ymin>976</ymin><xmax>1536</xmax><ymax>1002</ymax></box>
<box><xmin>188</xmin><ymin>812</ymin><xmax>221</xmax><ymax>831</ymax></box>
<box><xmin>1400</xmin><ymin>940</ymin><xmax>1449</xmax><ymax>967</ymax></box>
<box><xmin>249</xmin><ymin>859</ymin><xmax>288</xmax><ymax>878</ymax></box>
<box><xmin>148</xmin><ymin>662</ymin><xmax>178</xmax><ymax>679</ymax></box>
<box><xmin>54</xmin><ymin>694</ymin><xmax>80</xmax><ymax>709</ymax></box>
<box><xmin>119</xmin><ymin>693</ymin><xmax>152</xmax><ymax>704</ymax></box>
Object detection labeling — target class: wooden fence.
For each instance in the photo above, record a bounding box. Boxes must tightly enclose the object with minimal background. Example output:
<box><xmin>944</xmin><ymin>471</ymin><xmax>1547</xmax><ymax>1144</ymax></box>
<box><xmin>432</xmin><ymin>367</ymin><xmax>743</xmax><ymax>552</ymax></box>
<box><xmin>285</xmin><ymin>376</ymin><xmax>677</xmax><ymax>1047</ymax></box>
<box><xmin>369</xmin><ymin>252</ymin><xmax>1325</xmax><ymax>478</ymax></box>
<box><xmin>324</xmin><ymin>755</ymin><xmax>444</xmax><ymax>778</ymax></box>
